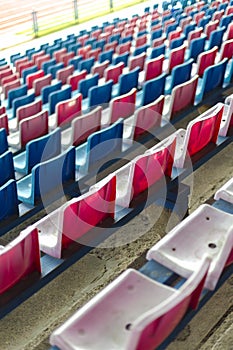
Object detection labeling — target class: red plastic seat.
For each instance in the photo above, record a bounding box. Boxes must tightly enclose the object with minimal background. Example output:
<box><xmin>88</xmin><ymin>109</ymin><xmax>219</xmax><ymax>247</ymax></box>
<box><xmin>91</xmin><ymin>60</ymin><xmax>110</xmax><ymax>78</ymax></box>
<box><xmin>33</xmin><ymin>73</ymin><xmax>52</xmax><ymax>96</ymax></box>
<box><xmin>204</xmin><ymin>20</ymin><xmax>219</xmax><ymax>39</ymax></box>
<box><xmin>31</xmin><ymin>50</ymin><xmax>45</xmax><ymax>65</ymax></box>
<box><xmin>104</xmin><ymin>41</ymin><xmax>118</xmax><ymax>53</ymax></box>
<box><xmin>55</xmin><ymin>94</ymin><xmax>82</xmax><ymax>127</ymax></box>
<box><xmin>108</xmin><ymin>88</ymin><xmax>137</xmax><ymax>125</ymax></box>
<box><xmin>67</xmin><ymin>70</ymin><xmax>87</xmax><ymax>91</ymax></box>
<box><xmin>18</xmin><ymin>60</ymin><xmax>34</xmax><ymax>78</ymax></box>
<box><xmin>78</xmin><ymin>45</ymin><xmax>92</xmax><ymax>59</ymax></box>
<box><xmin>20</xmin><ymin>110</ymin><xmax>49</xmax><ymax>148</ymax></box>
<box><xmin>129</xmin><ymin>52</ymin><xmax>146</xmax><ymax>71</ymax></box>
<box><xmin>144</xmin><ymin>54</ymin><xmax>164</xmax><ymax>81</ymax></box>
<box><xmin>116</xmin><ymin>42</ymin><xmax>131</xmax><ymax>55</ymax></box>
<box><xmin>0</xmin><ymin>114</ymin><xmax>9</xmax><ymax>135</ymax></box>
<box><xmin>219</xmin><ymin>39</ymin><xmax>233</xmax><ymax>60</ymax></box>
<box><xmin>35</xmin><ymin>54</ymin><xmax>51</xmax><ymax>69</ymax></box>
<box><xmin>3</xmin><ymin>79</ymin><xmax>21</xmax><ymax>99</ymax></box>
<box><xmin>104</xmin><ymin>62</ymin><xmax>124</xmax><ymax>84</ymax></box>
<box><xmin>167</xmin><ymin>44</ymin><xmax>186</xmax><ymax>72</ymax></box>
<box><xmin>26</xmin><ymin>69</ymin><xmax>44</xmax><ymax>89</ymax></box>
<box><xmin>15</xmin><ymin>99</ymin><xmax>43</xmax><ymax>130</ymax></box>
<box><xmin>0</xmin><ymin>227</ymin><xmax>41</xmax><ymax>295</ymax></box>
<box><xmin>86</xmin><ymin>48</ymin><xmax>101</xmax><ymax>61</ymax></box>
<box><xmin>196</xmin><ymin>46</ymin><xmax>218</xmax><ymax>77</ymax></box>
<box><xmin>56</xmin><ymin>65</ymin><xmax>74</xmax><ymax>85</ymax></box>
<box><xmin>60</xmin><ymin>51</ymin><xmax>75</xmax><ymax>67</ymax></box>
<box><xmin>0</xmin><ymin>68</ymin><xmax>13</xmax><ymax>85</ymax></box>
<box><xmin>135</xmin><ymin>34</ymin><xmax>147</xmax><ymax>48</ymax></box>
<box><xmin>53</xmin><ymin>48</ymin><xmax>67</xmax><ymax>63</ymax></box>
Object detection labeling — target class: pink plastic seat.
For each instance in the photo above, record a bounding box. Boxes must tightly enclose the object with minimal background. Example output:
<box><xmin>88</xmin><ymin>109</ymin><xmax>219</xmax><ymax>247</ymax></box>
<box><xmin>115</xmin><ymin>132</ymin><xmax>177</xmax><ymax>208</ymax></box>
<box><xmin>116</xmin><ymin>42</ymin><xmax>131</xmax><ymax>55</ymax></box>
<box><xmin>31</xmin><ymin>50</ymin><xmax>45</xmax><ymax>65</ymax></box>
<box><xmin>147</xmin><ymin>203</ymin><xmax>233</xmax><ymax>290</ymax></box>
<box><xmin>0</xmin><ymin>106</ymin><xmax>6</xmax><ymax>115</ymax></box>
<box><xmin>226</xmin><ymin>22</ymin><xmax>233</xmax><ymax>40</ymax></box>
<box><xmin>53</xmin><ymin>48</ymin><xmax>67</xmax><ymax>62</ymax></box>
<box><xmin>168</xmin><ymin>28</ymin><xmax>182</xmax><ymax>48</ymax></box>
<box><xmin>152</xmin><ymin>36</ymin><xmax>165</xmax><ymax>48</ymax></box>
<box><xmin>129</xmin><ymin>52</ymin><xmax>146</xmax><ymax>71</ymax></box>
<box><xmin>3</xmin><ymin>79</ymin><xmax>21</xmax><ymax>99</ymax></box>
<box><xmin>105</xmin><ymin>88</ymin><xmax>137</xmax><ymax>126</ymax></box>
<box><xmin>204</xmin><ymin>20</ymin><xmax>219</xmax><ymax>39</ymax></box>
<box><xmin>26</xmin><ymin>69</ymin><xmax>44</xmax><ymax>89</ymax></box>
<box><xmin>18</xmin><ymin>60</ymin><xmax>34</xmax><ymax>78</ymax></box>
<box><xmin>104</xmin><ymin>41</ymin><xmax>118</xmax><ymax>53</ymax></box>
<box><xmin>35</xmin><ymin>174</ymin><xmax>116</xmax><ymax>258</ymax></box>
<box><xmin>78</xmin><ymin>45</ymin><xmax>92</xmax><ymax>59</ymax></box>
<box><xmin>0</xmin><ymin>227</ymin><xmax>41</xmax><ymax>295</ymax></box>
<box><xmin>91</xmin><ymin>60</ymin><xmax>110</xmax><ymax>78</ymax></box>
<box><xmin>35</xmin><ymin>54</ymin><xmax>51</xmax><ymax>69</ymax></box>
<box><xmin>67</xmin><ymin>70</ymin><xmax>87</xmax><ymax>91</ymax></box>
<box><xmin>167</xmin><ymin>44</ymin><xmax>186</xmax><ymax>73</ymax></box>
<box><xmin>196</xmin><ymin>46</ymin><xmax>218</xmax><ymax>77</ymax></box>
<box><xmin>165</xmin><ymin>75</ymin><xmax>199</xmax><ymax>120</ymax></box>
<box><xmin>194</xmin><ymin>11</ymin><xmax>205</xmax><ymax>25</ymax></box>
<box><xmin>33</xmin><ymin>73</ymin><xmax>52</xmax><ymax>96</ymax></box>
<box><xmin>104</xmin><ymin>24</ymin><xmax>114</xmax><ymax>33</ymax></box>
<box><xmin>0</xmin><ymin>68</ymin><xmax>13</xmax><ymax>85</ymax></box>
<box><xmin>56</xmin><ymin>65</ymin><xmax>74</xmax><ymax>85</ymax></box>
<box><xmin>15</xmin><ymin>57</ymin><xmax>28</xmax><ymax>72</ymax></box>
<box><xmin>86</xmin><ymin>48</ymin><xmax>101</xmax><ymax>61</ymax></box>
<box><xmin>77</xmin><ymin>34</ymin><xmax>89</xmax><ymax>47</ymax></box>
<box><xmin>9</xmin><ymin>99</ymin><xmax>42</xmax><ymax>132</ymax></box>
<box><xmin>179</xmin><ymin>16</ymin><xmax>192</xmax><ymax>30</ymax></box>
<box><xmin>0</xmin><ymin>64</ymin><xmax>10</xmax><ymax>71</ymax></box>
<box><xmin>51</xmin><ymin>94</ymin><xmax>82</xmax><ymax>128</ymax></box>
<box><xmin>135</xmin><ymin>34</ymin><xmax>147</xmax><ymax>48</ymax></box>
<box><xmin>226</xmin><ymin>5</ymin><xmax>233</xmax><ymax>15</ymax></box>
<box><xmin>212</xmin><ymin>10</ymin><xmax>224</xmax><ymax>22</ymax></box>
<box><xmin>104</xmin><ymin>62</ymin><xmax>124</xmax><ymax>84</ymax></box>
<box><xmin>0</xmin><ymin>114</ymin><xmax>9</xmax><ymax>135</ymax></box>
<box><xmin>1</xmin><ymin>72</ymin><xmax>19</xmax><ymax>87</ymax></box>
<box><xmin>60</xmin><ymin>51</ymin><xmax>75</xmax><ymax>67</ymax></box>
<box><xmin>219</xmin><ymin>39</ymin><xmax>233</xmax><ymax>60</ymax></box>
<box><xmin>49</xmin><ymin>258</ymin><xmax>209</xmax><ymax>350</ymax></box>
<box><xmin>91</xmin><ymin>28</ymin><xmax>102</xmax><ymax>39</ymax></box>
<box><xmin>144</xmin><ymin>54</ymin><xmax>164</xmax><ymax>82</ymax></box>
<box><xmin>187</xmin><ymin>27</ymin><xmax>203</xmax><ymax>47</ymax></box>
<box><xmin>174</xmin><ymin>103</ymin><xmax>223</xmax><ymax>168</ymax></box>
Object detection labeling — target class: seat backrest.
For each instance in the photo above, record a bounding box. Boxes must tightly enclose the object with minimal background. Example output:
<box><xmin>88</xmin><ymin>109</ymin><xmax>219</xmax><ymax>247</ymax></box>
<box><xmin>135</xmin><ymin>34</ymin><xmax>147</xmax><ymax>48</ymax></box>
<box><xmin>170</xmin><ymin>58</ymin><xmax>194</xmax><ymax>91</ymax></box>
<box><xmin>56</xmin><ymin>65</ymin><xmax>74</xmax><ymax>85</ymax></box>
<box><xmin>78</xmin><ymin>73</ymin><xmax>99</xmax><ymax>99</ymax></box>
<box><xmin>188</xmin><ymin>35</ymin><xmax>206</xmax><ymax>60</ymax></box>
<box><xmin>133</xmin><ymin>44</ymin><xmax>148</xmax><ymax>56</ymax></box>
<box><xmin>219</xmin><ymin>39</ymin><xmax>233</xmax><ymax>60</ymax></box>
<box><xmin>169</xmin><ymin>75</ymin><xmax>199</xmax><ymax>120</ymax></box>
<box><xmin>49</xmin><ymin>85</ymin><xmax>72</xmax><ymax>115</ymax></box>
<box><xmin>26</xmin><ymin>69</ymin><xmax>44</xmax><ymax>89</ymax></box>
<box><xmin>0</xmin><ymin>128</ymin><xmax>8</xmax><ymax>155</ymax></box>
<box><xmin>71</xmin><ymin>106</ymin><xmax>102</xmax><ymax>146</ymax></box>
<box><xmin>41</xmin><ymin>58</ymin><xmax>56</xmax><ymax>75</ymax></box>
<box><xmin>87</xmin><ymin>118</ymin><xmax>123</xmax><ymax>167</ymax></box>
<box><xmin>22</xmin><ymin>65</ymin><xmax>38</xmax><ymax>84</ymax></box>
<box><xmin>133</xmin><ymin>95</ymin><xmax>164</xmax><ymax>138</ymax></box>
<box><xmin>41</xmin><ymin>81</ymin><xmax>62</xmax><ymax>104</ymax></box>
<box><xmin>3</xmin><ymin>79</ymin><xmax>21</xmax><ymax>99</ymax></box>
<box><xmin>109</xmin><ymin>88</ymin><xmax>137</xmax><ymax>125</ymax></box>
<box><xmin>204</xmin><ymin>20</ymin><xmax>219</xmax><ymax>39</ymax></box>
<box><xmin>56</xmin><ymin>93</ymin><xmax>82</xmax><ymax>127</ymax></box>
<box><xmin>187</xmin><ymin>27</ymin><xmax>203</xmax><ymax>46</ymax></box>
<box><xmin>0</xmin><ymin>150</ymin><xmax>15</xmax><ymax>187</ymax></box>
<box><xmin>197</xmin><ymin>46</ymin><xmax>218</xmax><ymax>77</ymax></box>
<box><xmin>78</xmin><ymin>57</ymin><xmax>95</xmax><ymax>74</ymax></box>
<box><xmin>61</xmin><ymin>174</ymin><xmax>116</xmax><ymax>249</ymax></box>
<box><xmin>31</xmin><ymin>49</ymin><xmax>45</xmax><ymax>65</ymax></box>
<box><xmin>151</xmin><ymin>28</ymin><xmax>163</xmax><ymax>41</ymax></box>
<box><xmin>26</xmin><ymin>127</ymin><xmax>61</xmax><ymax>173</ymax></box>
<box><xmin>112</xmin><ymin>52</ymin><xmax>129</xmax><ymax>66</ymax></box>
<box><xmin>48</xmin><ymin>62</ymin><xmax>64</xmax><ymax>79</ymax></box>
<box><xmin>20</xmin><ymin>110</ymin><xmax>49</xmax><ymax>148</ymax></box>
<box><xmin>117</xmin><ymin>66</ymin><xmax>140</xmax><ymax>96</ymax></box>
<box><xmin>32</xmin><ymin>146</ymin><xmax>75</xmax><ymax>203</ymax></box>
<box><xmin>18</xmin><ymin>61</ymin><xmax>35</xmax><ymax>78</ymax></box>
<box><xmin>150</xmin><ymin>43</ymin><xmax>166</xmax><ymax>59</ymax></box>
<box><xmin>0</xmin><ymin>68</ymin><xmax>13</xmax><ymax>85</ymax></box>
<box><xmin>200</xmin><ymin>58</ymin><xmax>228</xmax><ymax>98</ymax></box>
<box><xmin>0</xmin><ymin>227</ymin><xmax>41</xmax><ymax>295</ymax></box>
<box><xmin>86</xmin><ymin>48</ymin><xmax>101</xmax><ymax>61</ymax></box>
<box><xmin>13</xmin><ymin>92</ymin><xmax>35</xmax><ymax>120</ymax></box>
<box><xmin>35</xmin><ymin>54</ymin><xmax>51</xmax><ymax>69</ymax></box>
<box><xmin>144</xmin><ymin>54</ymin><xmax>164</xmax><ymax>81</ymax></box>
<box><xmin>91</xmin><ymin>60</ymin><xmax>109</xmax><ymax>78</ymax></box>
<box><xmin>53</xmin><ymin>48</ymin><xmax>67</xmax><ymax>62</ymax></box>
<box><xmin>17</xmin><ymin>99</ymin><xmax>42</xmax><ymax>125</ymax></box>
<box><xmin>67</xmin><ymin>55</ymin><xmax>82</xmax><ymax>70</ymax></box>
<box><xmin>168</xmin><ymin>43</ymin><xmax>186</xmax><ymax>72</ymax></box>
<box><xmin>0</xmin><ymin>114</ymin><xmax>9</xmax><ymax>135</ymax></box>
<box><xmin>88</xmin><ymin>80</ymin><xmax>113</xmax><ymax>110</ymax></box>
<box><xmin>129</xmin><ymin>52</ymin><xmax>146</xmax><ymax>71</ymax></box>
<box><xmin>60</xmin><ymin>51</ymin><xmax>75</xmax><ymax>67</ymax></box>
<box><xmin>1</xmin><ymin>73</ymin><xmax>19</xmax><ymax>87</ymax></box>
<box><xmin>0</xmin><ymin>179</ymin><xmax>19</xmax><ymax>221</ymax></box>
<box><xmin>67</xmin><ymin>70</ymin><xmax>87</xmax><ymax>91</ymax></box>
<box><xmin>141</xmin><ymin>72</ymin><xmax>166</xmax><ymax>106</ymax></box>
<box><xmin>207</xmin><ymin>26</ymin><xmax>225</xmax><ymax>50</ymax></box>
<box><xmin>98</xmin><ymin>49</ymin><xmax>114</xmax><ymax>64</ymax></box>
<box><xmin>33</xmin><ymin>73</ymin><xmax>52</xmax><ymax>97</ymax></box>
<box><xmin>8</xmin><ymin>84</ymin><xmax>27</xmax><ymax>109</ymax></box>
<box><xmin>104</xmin><ymin>62</ymin><xmax>124</xmax><ymax>84</ymax></box>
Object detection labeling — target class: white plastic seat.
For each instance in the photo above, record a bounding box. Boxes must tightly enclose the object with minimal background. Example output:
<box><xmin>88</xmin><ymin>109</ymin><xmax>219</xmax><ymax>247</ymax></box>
<box><xmin>147</xmin><ymin>204</ymin><xmax>233</xmax><ymax>290</ymax></box>
<box><xmin>214</xmin><ymin>177</ymin><xmax>233</xmax><ymax>204</ymax></box>
<box><xmin>219</xmin><ymin>93</ymin><xmax>233</xmax><ymax>137</ymax></box>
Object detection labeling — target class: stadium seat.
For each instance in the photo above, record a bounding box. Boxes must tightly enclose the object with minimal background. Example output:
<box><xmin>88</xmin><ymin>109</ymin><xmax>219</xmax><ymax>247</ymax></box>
<box><xmin>7</xmin><ymin>84</ymin><xmax>28</xmax><ymax>109</ymax></box>
<box><xmin>214</xmin><ymin>177</ymin><xmax>233</xmax><ymax>204</ymax></box>
<box><xmin>0</xmin><ymin>150</ymin><xmax>15</xmax><ymax>186</ymax></box>
<box><xmin>112</xmin><ymin>52</ymin><xmax>129</xmax><ymax>66</ymax></box>
<box><xmin>128</xmin><ymin>52</ymin><xmax>146</xmax><ymax>71</ymax></box>
<box><xmin>205</xmin><ymin>26</ymin><xmax>225</xmax><ymax>51</ymax></box>
<box><xmin>26</xmin><ymin>69</ymin><xmax>44</xmax><ymax>89</ymax></box>
<box><xmin>36</xmin><ymin>173</ymin><xmax>116</xmax><ymax>258</ymax></box>
<box><xmin>75</xmin><ymin>118</ymin><xmax>124</xmax><ymax>176</ymax></box>
<box><xmin>78</xmin><ymin>73</ymin><xmax>99</xmax><ymax>99</ymax></box>
<box><xmin>41</xmin><ymin>81</ymin><xmax>62</xmax><ymax>104</ymax></box>
<box><xmin>112</xmin><ymin>67</ymin><xmax>140</xmax><ymax>98</ymax></box>
<box><xmin>8</xmin><ymin>110</ymin><xmax>49</xmax><ymax>150</ymax></box>
<box><xmin>86</xmin><ymin>80</ymin><xmax>113</xmax><ymax>112</ymax></box>
<box><xmin>49</xmin><ymin>258</ymin><xmax>210</xmax><ymax>350</ymax></box>
<box><xmin>137</xmin><ymin>72</ymin><xmax>166</xmax><ymax>107</ymax></box>
<box><xmin>195</xmin><ymin>46</ymin><xmax>218</xmax><ymax>77</ymax></box>
<box><xmin>13</xmin><ymin>128</ymin><xmax>61</xmax><ymax>175</ymax></box>
<box><xmin>165</xmin><ymin>58</ymin><xmax>193</xmax><ymax>94</ymax></box>
<box><xmin>17</xmin><ymin>146</ymin><xmax>75</xmax><ymax>206</ymax></box>
<box><xmin>219</xmin><ymin>94</ymin><xmax>233</xmax><ymax>137</ymax></box>
<box><xmin>185</xmin><ymin>35</ymin><xmax>206</xmax><ymax>61</ymax></box>
<box><xmin>3</xmin><ymin>79</ymin><xmax>21</xmax><ymax>100</ymax></box>
<box><xmin>33</xmin><ymin>73</ymin><xmax>52</xmax><ymax>97</ymax></box>
<box><xmin>91</xmin><ymin>60</ymin><xmax>109</xmax><ymax>78</ymax></box>
<box><xmin>104</xmin><ymin>62</ymin><xmax>124</xmax><ymax>84</ymax></box>
<box><xmin>195</xmin><ymin>58</ymin><xmax>228</xmax><ymax>105</ymax></box>
<box><xmin>98</xmin><ymin>49</ymin><xmax>114</xmax><ymax>64</ymax></box>
<box><xmin>47</xmin><ymin>62</ymin><xmax>64</xmax><ymax>79</ymax></box>
<box><xmin>56</xmin><ymin>65</ymin><xmax>74</xmax><ymax>85</ymax></box>
<box><xmin>174</xmin><ymin>103</ymin><xmax>224</xmax><ymax>168</ymax></box>
<box><xmin>48</xmin><ymin>85</ymin><xmax>72</xmax><ymax>115</ymax></box>
<box><xmin>0</xmin><ymin>226</ymin><xmax>41</xmax><ymax>295</ymax></box>
<box><xmin>22</xmin><ymin>65</ymin><xmax>38</xmax><ymax>84</ymax></box>
<box><xmin>0</xmin><ymin>179</ymin><xmax>19</xmax><ymax>221</ymax></box>
<box><xmin>12</xmin><ymin>92</ymin><xmax>35</xmax><ymax>120</ymax></box>
<box><xmin>166</xmin><ymin>43</ymin><xmax>186</xmax><ymax>73</ymax></box>
<box><xmin>147</xmin><ymin>204</ymin><xmax>233</xmax><ymax>290</ymax></box>
<box><xmin>78</xmin><ymin>57</ymin><xmax>95</xmax><ymax>74</ymax></box>
<box><xmin>67</xmin><ymin>70</ymin><xmax>87</xmax><ymax>92</ymax></box>
<box><xmin>141</xmin><ymin>54</ymin><xmax>164</xmax><ymax>83</ymax></box>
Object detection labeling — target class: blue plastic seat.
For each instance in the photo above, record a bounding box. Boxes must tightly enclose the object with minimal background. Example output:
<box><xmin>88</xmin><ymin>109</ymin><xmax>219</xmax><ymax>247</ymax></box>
<box><xmin>41</xmin><ymin>81</ymin><xmax>62</xmax><ymax>104</ymax></box>
<box><xmin>78</xmin><ymin>57</ymin><xmax>95</xmax><ymax>74</ymax></box>
<box><xmin>183</xmin><ymin>22</ymin><xmax>196</xmax><ymax>38</ymax></box>
<box><xmin>99</xmin><ymin>49</ymin><xmax>114</xmax><ymax>64</ymax></box>
<box><xmin>198</xmin><ymin>15</ymin><xmax>211</xmax><ymax>29</ymax></box>
<box><xmin>85</xmin><ymin>38</ymin><xmax>96</xmax><ymax>48</ymax></box>
<box><xmin>12</xmin><ymin>93</ymin><xmax>35</xmax><ymax>119</ymax></box>
<box><xmin>165</xmin><ymin>58</ymin><xmax>194</xmax><ymax>94</ymax></box>
<box><xmin>0</xmin><ymin>151</ymin><xmax>15</xmax><ymax>187</ymax></box>
<box><xmin>0</xmin><ymin>128</ymin><xmax>8</xmax><ymax>155</ymax></box>
<box><xmin>170</xmin><ymin>34</ymin><xmax>185</xmax><ymax>50</ymax></box>
<box><xmin>22</xmin><ymin>65</ymin><xmax>38</xmax><ymax>84</ymax></box>
<box><xmin>0</xmin><ymin>179</ymin><xmax>19</xmax><ymax>221</ymax></box>
<box><xmin>112</xmin><ymin>67</ymin><xmax>140</xmax><ymax>97</ymax></box>
<box><xmin>93</xmin><ymin>39</ymin><xmax>106</xmax><ymax>51</ymax></box>
<box><xmin>8</xmin><ymin>84</ymin><xmax>28</xmax><ymax>109</ymax></box>
<box><xmin>150</xmin><ymin>44</ymin><xmax>166</xmax><ymax>59</ymax></box>
<box><xmin>68</xmin><ymin>55</ymin><xmax>83</xmax><ymax>70</ymax></box>
<box><xmin>10</xmin><ymin>53</ymin><xmax>22</xmax><ymax>64</ymax></box>
<box><xmin>75</xmin><ymin>118</ymin><xmax>123</xmax><ymax>176</ymax></box>
<box><xmin>133</xmin><ymin>44</ymin><xmax>149</xmax><ymax>57</ymax></box>
<box><xmin>13</xmin><ymin>128</ymin><xmax>61</xmax><ymax>175</ymax></box>
<box><xmin>41</xmin><ymin>58</ymin><xmax>56</xmax><ymax>75</ymax></box>
<box><xmin>112</xmin><ymin>52</ymin><xmax>129</xmax><ymax>66</ymax></box>
<box><xmin>40</xmin><ymin>43</ymin><xmax>49</xmax><ymax>51</ymax></box>
<box><xmin>195</xmin><ymin>58</ymin><xmax>228</xmax><ymax>105</ymax></box>
<box><xmin>151</xmin><ymin>29</ymin><xmax>163</xmax><ymax>42</ymax></box>
<box><xmin>185</xmin><ymin>35</ymin><xmax>206</xmax><ymax>61</ymax></box>
<box><xmin>206</xmin><ymin>27</ymin><xmax>225</xmax><ymax>51</ymax></box>
<box><xmin>78</xmin><ymin>73</ymin><xmax>99</xmax><ymax>99</ymax></box>
<box><xmin>47</xmin><ymin>62</ymin><xmax>64</xmax><ymax>79</ymax></box>
<box><xmin>17</xmin><ymin>146</ymin><xmax>75</xmax><ymax>206</ymax></box>
<box><xmin>68</xmin><ymin>43</ymin><xmax>82</xmax><ymax>54</ymax></box>
<box><xmin>119</xmin><ymin>35</ymin><xmax>133</xmax><ymax>45</ymax></box>
<box><xmin>86</xmin><ymin>80</ymin><xmax>113</xmax><ymax>112</ymax></box>
<box><xmin>136</xmin><ymin>72</ymin><xmax>167</xmax><ymax>107</ymax></box>
<box><xmin>46</xmin><ymin>44</ymin><xmax>61</xmax><ymax>58</ymax></box>
<box><xmin>166</xmin><ymin>22</ymin><xmax>179</xmax><ymax>37</ymax></box>
<box><xmin>61</xmin><ymin>39</ymin><xmax>76</xmax><ymax>51</ymax></box>
<box><xmin>109</xmin><ymin>34</ymin><xmax>120</xmax><ymax>43</ymax></box>
<box><xmin>49</xmin><ymin>85</ymin><xmax>72</xmax><ymax>115</ymax></box>
<box><xmin>224</xmin><ymin>58</ymin><xmax>233</xmax><ymax>86</ymax></box>
<box><xmin>220</xmin><ymin>14</ymin><xmax>233</xmax><ymax>28</ymax></box>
